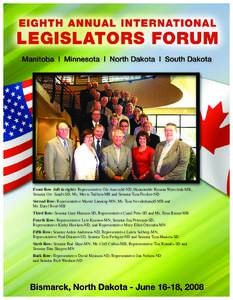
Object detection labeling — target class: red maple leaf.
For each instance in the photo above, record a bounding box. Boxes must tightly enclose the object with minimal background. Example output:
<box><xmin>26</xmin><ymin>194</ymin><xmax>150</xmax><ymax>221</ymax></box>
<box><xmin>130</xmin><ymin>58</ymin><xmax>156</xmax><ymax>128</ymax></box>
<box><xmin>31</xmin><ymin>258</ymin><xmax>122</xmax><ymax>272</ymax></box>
<box><xmin>200</xmin><ymin>102</ymin><xmax>229</xmax><ymax>154</ymax></box>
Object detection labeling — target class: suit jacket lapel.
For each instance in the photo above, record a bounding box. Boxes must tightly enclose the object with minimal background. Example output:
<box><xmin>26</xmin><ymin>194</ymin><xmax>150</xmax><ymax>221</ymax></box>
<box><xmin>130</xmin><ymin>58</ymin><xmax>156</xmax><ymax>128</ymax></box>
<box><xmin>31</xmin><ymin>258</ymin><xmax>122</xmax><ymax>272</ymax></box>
<box><xmin>163</xmin><ymin>140</ymin><xmax>179</xmax><ymax>161</ymax></box>
<box><xmin>56</xmin><ymin>137</ymin><xmax>69</xmax><ymax>159</ymax></box>
<box><xmin>119</xmin><ymin>146</ymin><xmax>125</xmax><ymax>164</ymax></box>
<box><xmin>157</xmin><ymin>142</ymin><xmax>165</xmax><ymax>160</ymax></box>
<box><xmin>111</xmin><ymin>145</ymin><xmax>119</xmax><ymax>165</ymax></box>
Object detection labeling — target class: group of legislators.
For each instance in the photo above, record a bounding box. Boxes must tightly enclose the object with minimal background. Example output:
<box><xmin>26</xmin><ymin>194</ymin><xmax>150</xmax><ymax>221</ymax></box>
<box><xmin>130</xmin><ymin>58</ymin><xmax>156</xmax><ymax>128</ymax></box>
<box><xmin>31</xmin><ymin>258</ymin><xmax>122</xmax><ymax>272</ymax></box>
<box><xmin>44</xmin><ymin>82</ymin><xmax>191</xmax><ymax>182</ymax></box>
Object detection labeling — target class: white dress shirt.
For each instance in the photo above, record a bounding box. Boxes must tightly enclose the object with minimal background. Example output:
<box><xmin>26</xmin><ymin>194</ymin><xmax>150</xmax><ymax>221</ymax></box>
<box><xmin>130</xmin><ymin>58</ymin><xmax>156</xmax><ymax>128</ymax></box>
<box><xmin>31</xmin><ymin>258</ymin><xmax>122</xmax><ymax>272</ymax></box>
<box><xmin>157</xmin><ymin>140</ymin><xmax>176</xmax><ymax>174</ymax></box>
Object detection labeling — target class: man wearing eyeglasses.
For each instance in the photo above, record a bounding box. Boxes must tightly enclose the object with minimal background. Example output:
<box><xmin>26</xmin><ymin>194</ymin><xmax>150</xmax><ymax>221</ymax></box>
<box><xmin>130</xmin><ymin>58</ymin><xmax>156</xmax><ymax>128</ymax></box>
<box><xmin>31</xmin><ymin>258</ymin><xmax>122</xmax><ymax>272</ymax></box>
<box><xmin>119</xmin><ymin>119</ymin><xmax>137</xmax><ymax>150</ymax></box>
<box><xmin>151</xmin><ymin>123</ymin><xmax>190</xmax><ymax>181</ymax></box>
<box><xmin>44</xmin><ymin>121</ymin><xmax>73</xmax><ymax>180</ymax></box>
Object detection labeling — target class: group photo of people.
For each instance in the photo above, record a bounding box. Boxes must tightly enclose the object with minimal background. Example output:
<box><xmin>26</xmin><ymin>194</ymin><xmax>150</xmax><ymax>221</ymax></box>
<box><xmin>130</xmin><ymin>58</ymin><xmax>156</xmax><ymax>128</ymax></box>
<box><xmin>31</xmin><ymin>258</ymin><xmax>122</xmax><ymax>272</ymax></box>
<box><xmin>34</xmin><ymin>74</ymin><xmax>199</xmax><ymax>183</ymax></box>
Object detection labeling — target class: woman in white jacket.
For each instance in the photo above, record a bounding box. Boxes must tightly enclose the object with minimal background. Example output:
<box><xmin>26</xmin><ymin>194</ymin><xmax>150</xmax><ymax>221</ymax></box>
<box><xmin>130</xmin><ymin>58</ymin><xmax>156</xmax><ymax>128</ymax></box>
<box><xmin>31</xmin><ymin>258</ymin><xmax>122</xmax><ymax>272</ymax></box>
<box><xmin>74</xmin><ymin>129</ymin><xmax>99</xmax><ymax>180</ymax></box>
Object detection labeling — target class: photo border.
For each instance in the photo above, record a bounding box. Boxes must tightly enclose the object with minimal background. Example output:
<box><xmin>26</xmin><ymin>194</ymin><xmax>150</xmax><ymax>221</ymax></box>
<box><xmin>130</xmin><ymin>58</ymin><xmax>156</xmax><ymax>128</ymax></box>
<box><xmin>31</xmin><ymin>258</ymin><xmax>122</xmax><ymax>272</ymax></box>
<box><xmin>32</xmin><ymin>72</ymin><xmax>200</xmax><ymax>184</ymax></box>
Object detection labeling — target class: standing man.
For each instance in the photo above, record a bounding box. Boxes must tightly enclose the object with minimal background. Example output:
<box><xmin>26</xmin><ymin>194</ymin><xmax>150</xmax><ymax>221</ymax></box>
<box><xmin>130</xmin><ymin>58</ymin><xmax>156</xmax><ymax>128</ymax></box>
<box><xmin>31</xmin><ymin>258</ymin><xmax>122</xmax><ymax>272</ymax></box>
<box><xmin>100</xmin><ymin>97</ymin><xmax>112</xmax><ymax>117</ymax></box>
<box><xmin>92</xmin><ymin>124</ymin><xmax>110</xmax><ymax>160</ymax></box>
<box><xmin>44</xmin><ymin>121</ymin><xmax>73</xmax><ymax>180</ymax></box>
<box><xmin>100</xmin><ymin>83</ymin><xmax>110</xmax><ymax>98</ymax></box>
<box><xmin>151</xmin><ymin>123</ymin><xmax>190</xmax><ymax>181</ymax></box>
<box><xmin>92</xmin><ymin>124</ymin><xmax>110</xmax><ymax>181</ymax></box>
<box><xmin>119</xmin><ymin>119</ymin><xmax>137</xmax><ymax>150</ymax></box>
<box><xmin>107</xmin><ymin>96</ymin><xmax>118</xmax><ymax>113</ymax></box>
<box><xmin>79</xmin><ymin>82</ymin><xmax>92</xmax><ymax>117</ymax></box>
<box><xmin>115</xmin><ymin>105</ymin><xmax>130</xmax><ymax>134</ymax></box>
<box><xmin>143</xmin><ymin>121</ymin><xmax>160</xmax><ymax>149</ymax></box>
<box><xmin>85</xmin><ymin>87</ymin><xmax>97</xmax><ymax>114</ymax></box>
<box><xmin>102</xmin><ymin>129</ymin><xmax>132</xmax><ymax>181</ymax></box>
<box><xmin>82</xmin><ymin>109</ymin><xmax>109</xmax><ymax>139</ymax></box>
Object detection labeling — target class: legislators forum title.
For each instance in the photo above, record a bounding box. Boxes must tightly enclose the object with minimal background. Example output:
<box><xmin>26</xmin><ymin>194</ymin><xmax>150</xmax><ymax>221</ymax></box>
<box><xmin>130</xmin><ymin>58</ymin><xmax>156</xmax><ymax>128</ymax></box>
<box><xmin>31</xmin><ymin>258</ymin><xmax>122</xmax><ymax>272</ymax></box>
<box><xmin>17</xmin><ymin>18</ymin><xmax>219</xmax><ymax>46</ymax></box>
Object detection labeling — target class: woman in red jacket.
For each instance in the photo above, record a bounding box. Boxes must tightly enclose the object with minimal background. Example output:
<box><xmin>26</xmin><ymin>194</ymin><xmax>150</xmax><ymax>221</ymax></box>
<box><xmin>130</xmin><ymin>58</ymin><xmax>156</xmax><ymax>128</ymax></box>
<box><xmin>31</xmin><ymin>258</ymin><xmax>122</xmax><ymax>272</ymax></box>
<box><xmin>132</xmin><ymin>130</ymin><xmax>155</xmax><ymax>181</ymax></box>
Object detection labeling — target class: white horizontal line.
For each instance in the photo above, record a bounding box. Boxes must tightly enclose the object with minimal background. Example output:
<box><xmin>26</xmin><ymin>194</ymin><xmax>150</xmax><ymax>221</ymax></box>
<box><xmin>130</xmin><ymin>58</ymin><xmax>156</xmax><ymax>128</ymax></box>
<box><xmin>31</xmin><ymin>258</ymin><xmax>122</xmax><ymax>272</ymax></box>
<box><xmin>4</xmin><ymin>149</ymin><xmax>32</xmax><ymax>167</ymax></box>
<box><xmin>3</xmin><ymin>132</ymin><xmax>32</xmax><ymax>150</ymax></box>
<box><xmin>4</xmin><ymin>165</ymin><xmax>32</xmax><ymax>184</ymax></box>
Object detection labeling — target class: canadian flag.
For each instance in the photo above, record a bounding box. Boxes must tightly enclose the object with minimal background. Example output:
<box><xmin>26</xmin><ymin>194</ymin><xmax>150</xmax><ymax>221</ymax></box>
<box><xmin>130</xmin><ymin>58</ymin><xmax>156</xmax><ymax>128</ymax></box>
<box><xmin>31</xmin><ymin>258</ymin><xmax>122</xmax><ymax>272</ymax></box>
<box><xmin>200</xmin><ymin>78</ymin><xmax>230</xmax><ymax>195</ymax></box>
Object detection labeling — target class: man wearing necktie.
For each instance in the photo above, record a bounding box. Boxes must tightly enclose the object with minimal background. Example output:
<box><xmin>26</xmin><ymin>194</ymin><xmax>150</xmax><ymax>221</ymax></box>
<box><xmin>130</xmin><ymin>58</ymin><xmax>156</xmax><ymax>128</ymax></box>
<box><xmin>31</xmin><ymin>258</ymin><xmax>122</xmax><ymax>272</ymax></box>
<box><xmin>102</xmin><ymin>129</ymin><xmax>132</xmax><ymax>181</ymax></box>
<box><xmin>151</xmin><ymin>123</ymin><xmax>190</xmax><ymax>181</ymax></box>
<box><xmin>92</xmin><ymin>124</ymin><xmax>110</xmax><ymax>181</ymax></box>
<box><xmin>82</xmin><ymin>109</ymin><xmax>109</xmax><ymax>140</ymax></box>
<box><xmin>44</xmin><ymin>121</ymin><xmax>73</xmax><ymax>180</ymax></box>
<box><xmin>119</xmin><ymin>119</ymin><xmax>137</xmax><ymax>150</ymax></box>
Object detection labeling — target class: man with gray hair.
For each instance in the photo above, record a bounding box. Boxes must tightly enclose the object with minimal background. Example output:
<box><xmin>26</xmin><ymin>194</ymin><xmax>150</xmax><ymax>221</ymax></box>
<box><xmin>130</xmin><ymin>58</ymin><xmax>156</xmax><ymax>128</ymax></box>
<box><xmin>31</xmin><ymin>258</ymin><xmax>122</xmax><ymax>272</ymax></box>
<box><xmin>44</xmin><ymin>121</ymin><xmax>73</xmax><ymax>180</ymax></box>
<box><xmin>115</xmin><ymin>104</ymin><xmax>130</xmax><ymax>134</ymax></box>
<box><xmin>100</xmin><ymin>96</ymin><xmax>112</xmax><ymax>117</ymax></box>
<box><xmin>143</xmin><ymin>121</ymin><xmax>160</xmax><ymax>149</ymax></box>
<box><xmin>101</xmin><ymin>129</ymin><xmax>132</xmax><ymax>181</ymax></box>
<box><xmin>151</xmin><ymin>123</ymin><xmax>190</xmax><ymax>180</ymax></box>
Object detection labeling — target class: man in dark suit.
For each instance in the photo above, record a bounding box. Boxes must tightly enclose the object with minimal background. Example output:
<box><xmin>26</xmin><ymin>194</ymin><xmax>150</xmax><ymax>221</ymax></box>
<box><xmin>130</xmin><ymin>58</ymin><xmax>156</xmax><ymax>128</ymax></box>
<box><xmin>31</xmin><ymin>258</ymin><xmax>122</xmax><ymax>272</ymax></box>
<box><xmin>85</xmin><ymin>87</ymin><xmax>97</xmax><ymax>114</ymax></box>
<box><xmin>82</xmin><ymin>109</ymin><xmax>109</xmax><ymax>140</ymax></box>
<box><xmin>102</xmin><ymin>129</ymin><xmax>132</xmax><ymax>181</ymax></box>
<box><xmin>143</xmin><ymin>121</ymin><xmax>160</xmax><ymax>149</ymax></box>
<box><xmin>44</xmin><ymin>121</ymin><xmax>73</xmax><ymax>180</ymax></box>
<box><xmin>92</xmin><ymin>81</ymin><xmax>101</xmax><ymax>94</ymax></box>
<box><xmin>79</xmin><ymin>82</ymin><xmax>92</xmax><ymax>117</ymax></box>
<box><xmin>106</xmin><ymin>96</ymin><xmax>118</xmax><ymax>113</ymax></box>
<box><xmin>151</xmin><ymin>123</ymin><xmax>190</xmax><ymax>181</ymax></box>
<box><xmin>92</xmin><ymin>124</ymin><xmax>110</xmax><ymax>181</ymax></box>
<box><xmin>100</xmin><ymin>83</ymin><xmax>110</xmax><ymax>98</ymax></box>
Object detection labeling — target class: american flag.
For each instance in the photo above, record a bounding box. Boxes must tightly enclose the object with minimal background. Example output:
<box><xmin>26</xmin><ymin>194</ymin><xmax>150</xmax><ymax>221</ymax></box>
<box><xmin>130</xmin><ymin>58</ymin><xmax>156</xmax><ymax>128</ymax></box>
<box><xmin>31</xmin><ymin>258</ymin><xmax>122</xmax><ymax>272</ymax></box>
<box><xmin>3</xmin><ymin>80</ymin><xmax>33</xmax><ymax>193</ymax></box>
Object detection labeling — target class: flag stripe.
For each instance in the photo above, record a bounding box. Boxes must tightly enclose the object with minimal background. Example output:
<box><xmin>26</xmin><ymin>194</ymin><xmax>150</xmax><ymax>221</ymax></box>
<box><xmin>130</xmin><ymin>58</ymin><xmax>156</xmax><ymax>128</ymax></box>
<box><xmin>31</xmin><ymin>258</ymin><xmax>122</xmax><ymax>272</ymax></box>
<box><xmin>25</xmin><ymin>93</ymin><xmax>32</xmax><ymax>102</ymax></box>
<box><xmin>4</xmin><ymin>165</ymin><xmax>32</xmax><ymax>185</ymax></box>
<box><xmin>4</xmin><ymin>140</ymin><xmax>32</xmax><ymax>159</ymax></box>
<box><xmin>23</xmin><ymin>86</ymin><xmax>32</xmax><ymax>95</ymax></box>
<box><xmin>4</xmin><ymin>156</ymin><xmax>32</xmax><ymax>176</ymax></box>
<box><xmin>4</xmin><ymin>79</ymin><xmax>33</xmax><ymax>193</ymax></box>
<box><xmin>4</xmin><ymin>173</ymin><xmax>32</xmax><ymax>193</ymax></box>
<box><xmin>22</xmin><ymin>79</ymin><xmax>32</xmax><ymax>88</ymax></box>
<box><xmin>27</xmin><ymin>100</ymin><xmax>32</xmax><ymax>108</ymax></box>
<box><xmin>4</xmin><ymin>148</ymin><xmax>32</xmax><ymax>166</ymax></box>
<box><xmin>3</xmin><ymin>132</ymin><xmax>32</xmax><ymax>150</ymax></box>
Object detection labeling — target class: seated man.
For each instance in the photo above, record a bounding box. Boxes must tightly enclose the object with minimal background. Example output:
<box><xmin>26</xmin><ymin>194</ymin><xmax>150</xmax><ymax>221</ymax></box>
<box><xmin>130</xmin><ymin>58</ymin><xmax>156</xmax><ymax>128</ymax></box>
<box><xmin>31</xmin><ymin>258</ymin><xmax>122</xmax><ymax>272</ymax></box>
<box><xmin>101</xmin><ymin>129</ymin><xmax>132</xmax><ymax>181</ymax></box>
<box><xmin>151</xmin><ymin>123</ymin><xmax>190</xmax><ymax>181</ymax></box>
<box><xmin>44</xmin><ymin>121</ymin><xmax>73</xmax><ymax>180</ymax></box>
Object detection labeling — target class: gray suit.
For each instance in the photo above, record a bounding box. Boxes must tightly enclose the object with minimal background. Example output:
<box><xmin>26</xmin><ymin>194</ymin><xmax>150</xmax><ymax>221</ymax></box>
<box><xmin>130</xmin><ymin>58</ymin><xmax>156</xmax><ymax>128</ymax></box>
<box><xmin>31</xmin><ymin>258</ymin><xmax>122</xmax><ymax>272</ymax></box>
<box><xmin>122</xmin><ymin>135</ymin><xmax>137</xmax><ymax>150</ymax></box>
<box><xmin>44</xmin><ymin>137</ymin><xmax>73</xmax><ymax>180</ymax></box>
<box><xmin>102</xmin><ymin>144</ymin><xmax>132</xmax><ymax>180</ymax></box>
<box><xmin>151</xmin><ymin>140</ymin><xmax>190</xmax><ymax>180</ymax></box>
